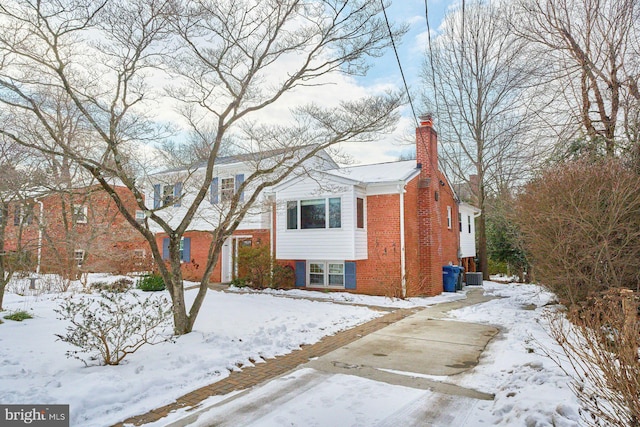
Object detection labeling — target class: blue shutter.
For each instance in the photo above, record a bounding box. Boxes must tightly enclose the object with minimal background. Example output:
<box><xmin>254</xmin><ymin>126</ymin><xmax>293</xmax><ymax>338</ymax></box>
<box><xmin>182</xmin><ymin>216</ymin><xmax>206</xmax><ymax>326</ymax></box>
<box><xmin>162</xmin><ymin>238</ymin><xmax>169</xmax><ymax>260</ymax></box>
<box><xmin>235</xmin><ymin>174</ymin><xmax>245</xmax><ymax>202</ymax></box>
<box><xmin>174</xmin><ymin>182</ymin><xmax>182</xmax><ymax>207</ymax></box>
<box><xmin>345</xmin><ymin>262</ymin><xmax>356</xmax><ymax>289</ymax></box>
<box><xmin>210</xmin><ymin>177</ymin><xmax>219</xmax><ymax>204</ymax></box>
<box><xmin>295</xmin><ymin>261</ymin><xmax>306</xmax><ymax>287</ymax></box>
<box><xmin>153</xmin><ymin>184</ymin><xmax>161</xmax><ymax>208</ymax></box>
<box><xmin>182</xmin><ymin>237</ymin><xmax>191</xmax><ymax>262</ymax></box>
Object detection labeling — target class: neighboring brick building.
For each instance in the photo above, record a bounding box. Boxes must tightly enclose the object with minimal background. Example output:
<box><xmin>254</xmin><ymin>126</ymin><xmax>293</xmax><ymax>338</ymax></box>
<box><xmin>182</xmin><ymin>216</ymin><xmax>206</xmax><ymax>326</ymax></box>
<box><xmin>2</xmin><ymin>185</ymin><xmax>150</xmax><ymax>277</ymax></box>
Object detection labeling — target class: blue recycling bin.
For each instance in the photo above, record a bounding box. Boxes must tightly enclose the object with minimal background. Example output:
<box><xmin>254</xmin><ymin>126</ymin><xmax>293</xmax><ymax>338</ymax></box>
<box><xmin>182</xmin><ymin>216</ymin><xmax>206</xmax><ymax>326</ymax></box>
<box><xmin>442</xmin><ymin>265</ymin><xmax>457</xmax><ymax>292</ymax></box>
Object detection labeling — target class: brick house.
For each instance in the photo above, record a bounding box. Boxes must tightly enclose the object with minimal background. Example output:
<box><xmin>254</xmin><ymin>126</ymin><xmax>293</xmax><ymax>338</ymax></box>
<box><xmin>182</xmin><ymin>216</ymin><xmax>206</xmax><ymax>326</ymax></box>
<box><xmin>149</xmin><ymin>117</ymin><xmax>479</xmax><ymax>297</ymax></box>
<box><xmin>2</xmin><ymin>185</ymin><xmax>150</xmax><ymax>277</ymax></box>
<box><xmin>274</xmin><ymin>116</ymin><xmax>472</xmax><ymax>297</ymax></box>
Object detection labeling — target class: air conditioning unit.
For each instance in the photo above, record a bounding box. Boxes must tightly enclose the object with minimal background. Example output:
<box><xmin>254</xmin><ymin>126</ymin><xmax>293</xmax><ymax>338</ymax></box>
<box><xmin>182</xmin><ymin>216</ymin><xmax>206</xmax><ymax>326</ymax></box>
<box><xmin>466</xmin><ymin>272</ymin><xmax>483</xmax><ymax>286</ymax></box>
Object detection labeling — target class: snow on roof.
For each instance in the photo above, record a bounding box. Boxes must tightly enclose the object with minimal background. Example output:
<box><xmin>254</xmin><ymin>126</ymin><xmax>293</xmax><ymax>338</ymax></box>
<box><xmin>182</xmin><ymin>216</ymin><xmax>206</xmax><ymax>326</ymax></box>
<box><xmin>325</xmin><ymin>160</ymin><xmax>418</xmax><ymax>184</ymax></box>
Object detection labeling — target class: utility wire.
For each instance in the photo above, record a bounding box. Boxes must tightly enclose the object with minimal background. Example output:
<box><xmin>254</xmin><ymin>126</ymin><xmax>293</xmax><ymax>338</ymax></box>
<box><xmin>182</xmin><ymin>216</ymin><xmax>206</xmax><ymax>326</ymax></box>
<box><xmin>380</xmin><ymin>0</ymin><xmax>419</xmax><ymax>128</ymax></box>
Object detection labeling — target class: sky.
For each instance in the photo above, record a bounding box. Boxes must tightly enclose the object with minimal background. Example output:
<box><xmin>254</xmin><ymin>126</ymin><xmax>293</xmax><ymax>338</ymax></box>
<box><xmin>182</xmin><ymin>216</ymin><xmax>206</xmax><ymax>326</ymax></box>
<box><xmin>339</xmin><ymin>0</ymin><xmax>456</xmax><ymax>165</ymax></box>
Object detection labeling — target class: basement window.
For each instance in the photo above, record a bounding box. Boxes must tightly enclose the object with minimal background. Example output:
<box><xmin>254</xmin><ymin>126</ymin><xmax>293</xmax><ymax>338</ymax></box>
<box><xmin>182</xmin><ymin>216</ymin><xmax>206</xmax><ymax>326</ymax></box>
<box><xmin>308</xmin><ymin>261</ymin><xmax>345</xmax><ymax>288</ymax></box>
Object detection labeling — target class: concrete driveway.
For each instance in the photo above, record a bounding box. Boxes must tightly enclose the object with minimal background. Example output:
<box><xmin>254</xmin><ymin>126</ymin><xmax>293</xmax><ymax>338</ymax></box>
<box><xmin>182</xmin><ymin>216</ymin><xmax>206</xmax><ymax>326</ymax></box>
<box><xmin>171</xmin><ymin>288</ymin><xmax>499</xmax><ymax>426</ymax></box>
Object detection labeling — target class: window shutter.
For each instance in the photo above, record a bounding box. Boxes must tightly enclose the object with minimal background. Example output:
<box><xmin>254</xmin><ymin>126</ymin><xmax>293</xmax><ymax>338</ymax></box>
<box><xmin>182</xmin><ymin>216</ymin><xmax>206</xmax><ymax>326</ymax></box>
<box><xmin>182</xmin><ymin>237</ymin><xmax>191</xmax><ymax>262</ymax></box>
<box><xmin>174</xmin><ymin>182</ymin><xmax>182</xmax><ymax>207</ymax></box>
<box><xmin>162</xmin><ymin>237</ymin><xmax>170</xmax><ymax>260</ymax></box>
<box><xmin>153</xmin><ymin>184</ymin><xmax>161</xmax><ymax>209</ymax></box>
<box><xmin>295</xmin><ymin>261</ymin><xmax>306</xmax><ymax>287</ymax></box>
<box><xmin>235</xmin><ymin>174</ymin><xmax>245</xmax><ymax>202</ymax></box>
<box><xmin>345</xmin><ymin>262</ymin><xmax>356</xmax><ymax>289</ymax></box>
<box><xmin>210</xmin><ymin>177</ymin><xmax>219</xmax><ymax>204</ymax></box>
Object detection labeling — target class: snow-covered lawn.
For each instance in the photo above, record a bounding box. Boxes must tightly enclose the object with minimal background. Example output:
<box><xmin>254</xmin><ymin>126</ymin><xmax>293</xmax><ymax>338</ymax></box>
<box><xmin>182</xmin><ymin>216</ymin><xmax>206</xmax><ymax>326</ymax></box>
<box><xmin>450</xmin><ymin>281</ymin><xmax>581</xmax><ymax>426</ymax></box>
<box><xmin>0</xmin><ymin>275</ymin><xmax>390</xmax><ymax>427</ymax></box>
<box><xmin>1</xmin><ymin>277</ymin><xmax>584</xmax><ymax>427</ymax></box>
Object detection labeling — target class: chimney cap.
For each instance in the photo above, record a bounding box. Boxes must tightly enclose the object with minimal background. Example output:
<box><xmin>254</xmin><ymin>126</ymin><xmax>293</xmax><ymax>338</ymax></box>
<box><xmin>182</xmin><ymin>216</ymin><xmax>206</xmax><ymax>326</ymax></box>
<box><xmin>419</xmin><ymin>113</ymin><xmax>434</xmax><ymax>127</ymax></box>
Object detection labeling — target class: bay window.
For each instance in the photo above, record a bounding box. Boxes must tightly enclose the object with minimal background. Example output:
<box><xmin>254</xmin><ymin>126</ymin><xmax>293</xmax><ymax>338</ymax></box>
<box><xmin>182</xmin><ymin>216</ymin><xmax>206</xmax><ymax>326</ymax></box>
<box><xmin>287</xmin><ymin>197</ymin><xmax>342</xmax><ymax>230</ymax></box>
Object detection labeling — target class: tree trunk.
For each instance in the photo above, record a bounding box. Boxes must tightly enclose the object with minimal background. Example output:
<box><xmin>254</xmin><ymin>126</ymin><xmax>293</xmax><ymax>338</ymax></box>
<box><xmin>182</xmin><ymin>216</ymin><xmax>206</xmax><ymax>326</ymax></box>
<box><xmin>477</xmin><ymin>212</ymin><xmax>490</xmax><ymax>280</ymax></box>
<box><xmin>0</xmin><ymin>281</ymin><xmax>6</xmax><ymax>311</ymax></box>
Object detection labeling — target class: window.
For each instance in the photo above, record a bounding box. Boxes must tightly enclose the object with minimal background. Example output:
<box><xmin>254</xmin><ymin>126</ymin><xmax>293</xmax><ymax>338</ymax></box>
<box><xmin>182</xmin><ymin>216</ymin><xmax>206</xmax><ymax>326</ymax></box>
<box><xmin>13</xmin><ymin>205</ymin><xmax>32</xmax><ymax>226</ymax></box>
<box><xmin>162</xmin><ymin>184</ymin><xmax>174</xmax><ymax>206</ymax></box>
<box><xmin>24</xmin><ymin>207</ymin><xmax>33</xmax><ymax>225</ymax></box>
<box><xmin>73</xmin><ymin>206</ymin><xmax>87</xmax><ymax>224</ymax></box>
<box><xmin>458</xmin><ymin>213</ymin><xmax>462</xmax><ymax>232</ymax></box>
<box><xmin>286</xmin><ymin>201</ymin><xmax>297</xmax><ymax>230</ymax></box>
<box><xmin>328</xmin><ymin>263</ymin><xmax>344</xmax><ymax>286</ymax></box>
<box><xmin>301</xmin><ymin>199</ymin><xmax>325</xmax><ymax>229</ymax></box>
<box><xmin>289</xmin><ymin>198</ymin><xmax>342</xmax><ymax>230</ymax></box>
<box><xmin>309</xmin><ymin>262</ymin><xmax>325</xmax><ymax>285</ymax></box>
<box><xmin>356</xmin><ymin>197</ymin><xmax>364</xmax><ymax>229</ymax></box>
<box><xmin>328</xmin><ymin>198</ymin><xmax>341</xmax><ymax>228</ymax></box>
<box><xmin>468</xmin><ymin>215</ymin><xmax>472</xmax><ymax>233</ymax></box>
<box><xmin>308</xmin><ymin>261</ymin><xmax>345</xmax><ymax>288</ymax></box>
<box><xmin>74</xmin><ymin>249</ymin><xmax>85</xmax><ymax>267</ymax></box>
<box><xmin>221</xmin><ymin>178</ymin><xmax>235</xmax><ymax>202</ymax></box>
<box><xmin>447</xmin><ymin>206</ymin><xmax>452</xmax><ymax>229</ymax></box>
<box><xmin>162</xmin><ymin>237</ymin><xmax>190</xmax><ymax>262</ymax></box>
<box><xmin>135</xmin><ymin>210</ymin><xmax>145</xmax><ymax>224</ymax></box>
<box><xmin>133</xmin><ymin>249</ymin><xmax>146</xmax><ymax>258</ymax></box>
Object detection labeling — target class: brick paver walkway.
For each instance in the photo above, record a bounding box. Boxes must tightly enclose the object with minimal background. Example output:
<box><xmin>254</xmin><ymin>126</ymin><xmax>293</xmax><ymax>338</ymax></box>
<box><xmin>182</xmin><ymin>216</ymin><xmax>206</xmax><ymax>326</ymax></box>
<box><xmin>112</xmin><ymin>306</ymin><xmax>418</xmax><ymax>427</ymax></box>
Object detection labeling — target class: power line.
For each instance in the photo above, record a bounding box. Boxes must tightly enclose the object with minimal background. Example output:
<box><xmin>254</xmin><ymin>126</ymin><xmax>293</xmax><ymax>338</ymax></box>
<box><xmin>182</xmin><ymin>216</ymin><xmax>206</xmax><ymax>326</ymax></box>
<box><xmin>380</xmin><ymin>0</ymin><xmax>419</xmax><ymax>128</ymax></box>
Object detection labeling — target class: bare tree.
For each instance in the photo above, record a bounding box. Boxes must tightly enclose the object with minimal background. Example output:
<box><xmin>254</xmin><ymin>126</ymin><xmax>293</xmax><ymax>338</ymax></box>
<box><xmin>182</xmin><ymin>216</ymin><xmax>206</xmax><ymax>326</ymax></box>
<box><xmin>0</xmin><ymin>0</ymin><xmax>402</xmax><ymax>334</ymax></box>
<box><xmin>422</xmin><ymin>1</ymin><xmax>537</xmax><ymax>279</ymax></box>
<box><xmin>512</xmin><ymin>0</ymin><xmax>640</xmax><ymax>156</ymax></box>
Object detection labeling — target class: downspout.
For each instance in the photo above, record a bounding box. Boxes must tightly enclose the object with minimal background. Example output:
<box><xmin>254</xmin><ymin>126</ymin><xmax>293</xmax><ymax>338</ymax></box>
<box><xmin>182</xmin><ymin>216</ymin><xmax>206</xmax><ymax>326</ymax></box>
<box><xmin>398</xmin><ymin>183</ymin><xmax>406</xmax><ymax>298</ymax></box>
<box><xmin>34</xmin><ymin>197</ymin><xmax>44</xmax><ymax>275</ymax></box>
<box><xmin>269</xmin><ymin>194</ymin><xmax>275</xmax><ymax>286</ymax></box>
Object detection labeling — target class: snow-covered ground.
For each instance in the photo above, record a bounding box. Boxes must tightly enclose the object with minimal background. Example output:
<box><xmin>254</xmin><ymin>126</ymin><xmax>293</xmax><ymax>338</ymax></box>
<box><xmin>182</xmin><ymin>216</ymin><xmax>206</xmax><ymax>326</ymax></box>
<box><xmin>167</xmin><ymin>281</ymin><xmax>583</xmax><ymax>427</ymax></box>
<box><xmin>0</xmin><ymin>277</ymin><xmax>582</xmax><ymax>426</ymax></box>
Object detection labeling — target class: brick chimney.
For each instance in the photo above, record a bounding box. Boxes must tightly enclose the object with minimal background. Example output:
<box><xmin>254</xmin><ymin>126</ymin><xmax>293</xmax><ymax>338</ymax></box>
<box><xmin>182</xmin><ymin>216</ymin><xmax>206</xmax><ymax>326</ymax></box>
<box><xmin>416</xmin><ymin>113</ymin><xmax>438</xmax><ymax>176</ymax></box>
<box><xmin>415</xmin><ymin>113</ymin><xmax>444</xmax><ymax>297</ymax></box>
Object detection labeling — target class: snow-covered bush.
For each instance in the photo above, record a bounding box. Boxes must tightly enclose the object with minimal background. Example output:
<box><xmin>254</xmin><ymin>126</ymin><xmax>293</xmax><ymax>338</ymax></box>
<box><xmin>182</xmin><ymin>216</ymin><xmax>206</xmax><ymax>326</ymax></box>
<box><xmin>91</xmin><ymin>278</ymin><xmax>133</xmax><ymax>293</ymax></box>
<box><xmin>55</xmin><ymin>291</ymin><xmax>173</xmax><ymax>366</ymax></box>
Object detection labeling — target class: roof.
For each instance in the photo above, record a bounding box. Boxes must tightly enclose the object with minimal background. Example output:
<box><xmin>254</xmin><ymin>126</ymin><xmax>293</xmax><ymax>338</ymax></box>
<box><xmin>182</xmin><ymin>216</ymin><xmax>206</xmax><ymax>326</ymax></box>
<box><xmin>324</xmin><ymin>160</ymin><xmax>419</xmax><ymax>184</ymax></box>
<box><xmin>154</xmin><ymin>144</ymin><xmax>329</xmax><ymax>175</ymax></box>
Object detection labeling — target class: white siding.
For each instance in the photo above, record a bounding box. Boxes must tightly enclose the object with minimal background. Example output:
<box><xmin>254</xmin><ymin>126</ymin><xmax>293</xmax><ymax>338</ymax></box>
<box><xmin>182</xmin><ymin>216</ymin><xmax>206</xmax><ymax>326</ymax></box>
<box><xmin>275</xmin><ymin>177</ymin><xmax>366</xmax><ymax>260</ymax></box>
<box><xmin>146</xmin><ymin>164</ymin><xmax>267</xmax><ymax>233</ymax></box>
<box><xmin>459</xmin><ymin>203</ymin><xmax>478</xmax><ymax>258</ymax></box>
